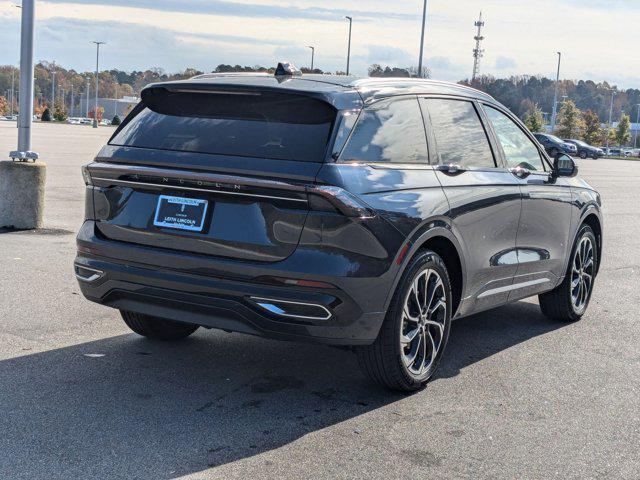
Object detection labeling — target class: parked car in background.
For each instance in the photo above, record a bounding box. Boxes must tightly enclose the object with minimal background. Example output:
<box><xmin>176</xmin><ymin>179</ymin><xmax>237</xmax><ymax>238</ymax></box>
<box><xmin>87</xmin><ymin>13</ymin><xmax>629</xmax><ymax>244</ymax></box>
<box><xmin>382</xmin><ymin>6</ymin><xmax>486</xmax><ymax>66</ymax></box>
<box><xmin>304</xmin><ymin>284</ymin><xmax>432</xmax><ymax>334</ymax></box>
<box><xmin>564</xmin><ymin>139</ymin><xmax>603</xmax><ymax>159</ymax></box>
<box><xmin>534</xmin><ymin>133</ymin><xmax>578</xmax><ymax>157</ymax></box>
<box><xmin>67</xmin><ymin>117</ymin><xmax>82</xmax><ymax>125</ymax></box>
<box><xmin>76</xmin><ymin>70</ymin><xmax>603</xmax><ymax>392</ymax></box>
<box><xmin>607</xmin><ymin>148</ymin><xmax>631</xmax><ymax>158</ymax></box>
<box><xmin>80</xmin><ymin>118</ymin><xmax>93</xmax><ymax>125</ymax></box>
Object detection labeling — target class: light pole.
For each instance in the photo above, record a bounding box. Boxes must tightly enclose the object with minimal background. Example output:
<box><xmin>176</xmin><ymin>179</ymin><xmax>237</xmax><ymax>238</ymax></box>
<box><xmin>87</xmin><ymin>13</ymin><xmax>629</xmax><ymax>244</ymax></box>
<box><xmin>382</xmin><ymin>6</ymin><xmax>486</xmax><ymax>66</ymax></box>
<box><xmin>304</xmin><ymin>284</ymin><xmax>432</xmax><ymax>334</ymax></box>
<box><xmin>113</xmin><ymin>84</ymin><xmax>118</xmax><ymax>119</ymax></box>
<box><xmin>634</xmin><ymin>104</ymin><xmax>640</xmax><ymax>149</ymax></box>
<box><xmin>50</xmin><ymin>69</ymin><xmax>56</xmax><ymax>110</ymax></box>
<box><xmin>92</xmin><ymin>41</ymin><xmax>105</xmax><ymax>128</ymax></box>
<box><xmin>345</xmin><ymin>16</ymin><xmax>352</xmax><ymax>76</ymax></box>
<box><xmin>306</xmin><ymin>46</ymin><xmax>315</xmax><ymax>71</ymax></box>
<box><xmin>85</xmin><ymin>80</ymin><xmax>90</xmax><ymax>119</ymax></box>
<box><xmin>4</xmin><ymin>0</ymin><xmax>45</xmax><ymax>230</ymax></box>
<box><xmin>550</xmin><ymin>51</ymin><xmax>561</xmax><ymax>132</ymax></box>
<box><xmin>10</xmin><ymin>65</ymin><xmax>16</xmax><ymax>117</ymax></box>
<box><xmin>70</xmin><ymin>84</ymin><xmax>74</xmax><ymax>117</ymax></box>
<box><xmin>417</xmin><ymin>0</ymin><xmax>428</xmax><ymax>78</ymax></box>
<box><xmin>606</xmin><ymin>90</ymin><xmax>616</xmax><ymax>150</ymax></box>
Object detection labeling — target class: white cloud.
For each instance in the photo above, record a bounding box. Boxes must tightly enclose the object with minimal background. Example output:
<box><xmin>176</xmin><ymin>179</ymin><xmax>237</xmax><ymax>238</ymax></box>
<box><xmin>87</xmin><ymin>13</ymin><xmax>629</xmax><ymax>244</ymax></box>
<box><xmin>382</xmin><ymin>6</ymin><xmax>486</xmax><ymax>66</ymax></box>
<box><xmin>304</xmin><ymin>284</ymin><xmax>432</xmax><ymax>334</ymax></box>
<box><xmin>0</xmin><ymin>0</ymin><xmax>639</xmax><ymax>87</ymax></box>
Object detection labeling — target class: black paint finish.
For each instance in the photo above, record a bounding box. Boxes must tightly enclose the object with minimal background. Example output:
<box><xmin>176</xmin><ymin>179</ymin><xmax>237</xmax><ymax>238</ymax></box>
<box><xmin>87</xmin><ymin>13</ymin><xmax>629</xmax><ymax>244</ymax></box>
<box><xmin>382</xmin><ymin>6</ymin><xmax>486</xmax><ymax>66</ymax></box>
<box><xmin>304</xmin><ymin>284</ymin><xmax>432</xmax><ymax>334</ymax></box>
<box><xmin>76</xmin><ymin>75</ymin><xmax>603</xmax><ymax>345</ymax></box>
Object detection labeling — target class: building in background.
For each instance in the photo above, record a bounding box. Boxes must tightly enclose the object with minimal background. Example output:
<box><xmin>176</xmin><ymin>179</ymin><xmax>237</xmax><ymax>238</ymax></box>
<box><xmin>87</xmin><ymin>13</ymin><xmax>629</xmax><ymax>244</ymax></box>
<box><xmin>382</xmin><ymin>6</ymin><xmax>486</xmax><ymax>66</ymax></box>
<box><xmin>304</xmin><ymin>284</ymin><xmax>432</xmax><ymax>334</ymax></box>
<box><xmin>78</xmin><ymin>95</ymin><xmax>139</xmax><ymax>119</ymax></box>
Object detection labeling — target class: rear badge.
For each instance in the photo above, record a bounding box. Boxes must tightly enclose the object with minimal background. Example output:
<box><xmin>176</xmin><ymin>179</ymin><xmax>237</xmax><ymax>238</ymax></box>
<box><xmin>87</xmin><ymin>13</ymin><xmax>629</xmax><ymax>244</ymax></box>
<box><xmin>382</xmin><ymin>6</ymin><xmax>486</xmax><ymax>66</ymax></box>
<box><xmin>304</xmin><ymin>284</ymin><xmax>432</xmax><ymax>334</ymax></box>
<box><xmin>153</xmin><ymin>195</ymin><xmax>209</xmax><ymax>232</ymax></box>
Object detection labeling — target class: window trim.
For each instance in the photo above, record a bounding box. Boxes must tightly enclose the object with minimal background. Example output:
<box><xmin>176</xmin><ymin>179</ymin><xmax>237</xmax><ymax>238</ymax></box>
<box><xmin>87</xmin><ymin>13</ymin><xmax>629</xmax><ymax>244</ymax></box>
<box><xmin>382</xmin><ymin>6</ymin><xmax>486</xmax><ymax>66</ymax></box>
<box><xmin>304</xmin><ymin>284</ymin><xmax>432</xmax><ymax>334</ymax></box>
<box><xmin>479</xmin><ymin>102</ymin><xmax>553</xmax><ymax>173</ymax></box>
<box><xmin>420</xmin><ymin>96</ymin><xmax>501</xmax><ymax>171</ymax></box>
<box><xmin>335</xmin><ymin>95</ymin><xmax>430</xmax><ymax>167</ymax></box>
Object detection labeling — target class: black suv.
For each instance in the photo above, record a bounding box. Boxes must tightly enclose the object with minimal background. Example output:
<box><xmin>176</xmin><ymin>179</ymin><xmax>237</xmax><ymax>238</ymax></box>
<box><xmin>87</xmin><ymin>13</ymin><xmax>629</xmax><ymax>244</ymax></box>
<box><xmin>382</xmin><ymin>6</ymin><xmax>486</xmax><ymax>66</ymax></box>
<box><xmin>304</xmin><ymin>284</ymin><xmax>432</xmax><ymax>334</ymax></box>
<box><xmin>76</xmin><ymin>70</ymin><xmax>603</xmax><ymax>392</ymax></box>
<box><xmin>564</xmin><ymin>139</ymin><xmax>603</xmax><ymax>159</ymax></box>
<box><xmin>533</xmin><ymin>133</ymin><xmax>577</xmax><ymax>158</ymax></box>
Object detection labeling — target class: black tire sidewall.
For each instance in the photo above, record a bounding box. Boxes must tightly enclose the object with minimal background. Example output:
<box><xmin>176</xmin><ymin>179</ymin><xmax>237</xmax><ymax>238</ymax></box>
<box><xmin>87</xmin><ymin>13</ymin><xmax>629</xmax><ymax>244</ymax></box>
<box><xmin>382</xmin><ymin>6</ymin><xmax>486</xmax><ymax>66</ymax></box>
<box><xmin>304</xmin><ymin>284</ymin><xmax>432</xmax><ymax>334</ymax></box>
<box><xmin>390</xmin><ymin>251</ymin><xmax>452</xmax><ymax>388</ymax></box>
<box><xmin>566</xmin><ymin>225</ymin><xmax>598</xmax><ymax>317</ymax></box>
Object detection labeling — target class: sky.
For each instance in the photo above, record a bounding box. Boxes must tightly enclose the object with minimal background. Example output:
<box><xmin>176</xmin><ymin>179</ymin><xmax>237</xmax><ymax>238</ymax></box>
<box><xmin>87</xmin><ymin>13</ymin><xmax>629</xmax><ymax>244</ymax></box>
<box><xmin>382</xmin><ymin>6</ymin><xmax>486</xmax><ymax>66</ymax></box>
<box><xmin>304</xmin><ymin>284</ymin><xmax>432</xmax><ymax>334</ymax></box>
<box><xmin>1</xmin><ymin>0</ymin><xmax>639</xmax><ymax>88</ymax></box>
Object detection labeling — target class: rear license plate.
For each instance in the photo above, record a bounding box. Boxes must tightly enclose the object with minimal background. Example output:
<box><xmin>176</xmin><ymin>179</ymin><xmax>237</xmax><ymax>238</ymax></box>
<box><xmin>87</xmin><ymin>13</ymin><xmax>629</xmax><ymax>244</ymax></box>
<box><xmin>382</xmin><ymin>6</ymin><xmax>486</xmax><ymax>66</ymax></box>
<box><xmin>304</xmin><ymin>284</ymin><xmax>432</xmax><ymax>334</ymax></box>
<box><xmin>153</xmin><ymin>195</ymin><xmax>209</xmax><ymax>232</ymax></box>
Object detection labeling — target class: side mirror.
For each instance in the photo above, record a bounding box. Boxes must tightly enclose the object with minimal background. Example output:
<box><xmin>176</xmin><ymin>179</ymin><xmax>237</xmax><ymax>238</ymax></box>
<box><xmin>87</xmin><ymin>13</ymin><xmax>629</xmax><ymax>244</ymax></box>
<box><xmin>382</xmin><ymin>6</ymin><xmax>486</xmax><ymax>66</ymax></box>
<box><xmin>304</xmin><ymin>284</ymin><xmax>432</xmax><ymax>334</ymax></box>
<box><xmin>553</xmin><ymin>154</ymin><xmax>578</xmax><ymax>178</ymax></box>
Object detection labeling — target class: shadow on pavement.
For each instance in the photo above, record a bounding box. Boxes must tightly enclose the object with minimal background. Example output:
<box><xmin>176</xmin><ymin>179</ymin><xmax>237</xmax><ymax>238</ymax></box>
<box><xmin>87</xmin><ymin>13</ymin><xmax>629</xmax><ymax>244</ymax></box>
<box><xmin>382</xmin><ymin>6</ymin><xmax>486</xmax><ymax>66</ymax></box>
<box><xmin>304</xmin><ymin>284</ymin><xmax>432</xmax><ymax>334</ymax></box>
<box><xmin>0</xmin><ymin>301</ymin><xmax>565</xmax><ymax>479</ymax></box>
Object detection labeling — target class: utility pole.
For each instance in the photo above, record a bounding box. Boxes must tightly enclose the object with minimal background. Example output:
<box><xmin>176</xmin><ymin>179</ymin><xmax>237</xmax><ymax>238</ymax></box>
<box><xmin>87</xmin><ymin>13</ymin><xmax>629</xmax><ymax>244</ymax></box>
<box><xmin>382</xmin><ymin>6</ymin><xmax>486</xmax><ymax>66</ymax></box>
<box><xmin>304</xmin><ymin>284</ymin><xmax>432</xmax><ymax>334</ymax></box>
<box><xmin>345</xmin><ymin>16</ymin><xmax>353</xmax><ymax>76</ymax></box>
<box><xmin>417</xmin><ymin>0</ymin><xmax>428</xmax><ymax>78</ymax></box>
<box><xmin>10</xmin><ymin>65</ymin><xmax>16</xmax><ymax>117</ymax></box>
<box><xmin>306</xmin><ymin>46</ymin><xmax>315</xmax><ymax>71</ymax></box>
<box><xmin>92</xmin><ymin>41</ymin><xmax>105</xmax><ymax>128</ymax></box>
<box><xmin>4</xmin><ymin>0</ymin><xmax>45</xmax><ymax>230</ymax></box>
<box><xmin>634</xmin><ymin>104</ymin><xmax>640</xmax><ymax>149</ymax></box>
<box><xmin>471</xmin><ymin>12</ymin><xmax>485</xmax><ymax>83</ymax></box>
<box><xmin>606</xmin><ymin>90</ymin><xmax>616</xmax><ymax>150</ymax></box>
<box><xmin>113</xmin><ymin>84</ymin><xmax>118</xmax><ymax>119</ymax></box>
<box><xmin>550</xmin><ymin>52</ymin><xmax>562</xmax><ymax>133</ymax></box>
<box><xmin>50</xmin><ymin>69</ymin><xmax>56</xmax><ymax>110</ymax></box>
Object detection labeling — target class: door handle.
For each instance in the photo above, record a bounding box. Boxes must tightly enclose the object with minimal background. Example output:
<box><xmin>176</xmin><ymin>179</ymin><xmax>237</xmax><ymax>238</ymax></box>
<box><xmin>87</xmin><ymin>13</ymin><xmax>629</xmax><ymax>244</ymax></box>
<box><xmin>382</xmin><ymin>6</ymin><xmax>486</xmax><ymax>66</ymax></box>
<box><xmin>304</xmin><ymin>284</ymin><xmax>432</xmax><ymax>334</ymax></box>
<box><xmin>509</xmin><ymin>166</ymin><xmax>531</xmax><ymax>179</ymax></box>
<box><xmin>436</xmin><ymin>164</ymin><xmax>466</xmax><ymax>175</ymax></box>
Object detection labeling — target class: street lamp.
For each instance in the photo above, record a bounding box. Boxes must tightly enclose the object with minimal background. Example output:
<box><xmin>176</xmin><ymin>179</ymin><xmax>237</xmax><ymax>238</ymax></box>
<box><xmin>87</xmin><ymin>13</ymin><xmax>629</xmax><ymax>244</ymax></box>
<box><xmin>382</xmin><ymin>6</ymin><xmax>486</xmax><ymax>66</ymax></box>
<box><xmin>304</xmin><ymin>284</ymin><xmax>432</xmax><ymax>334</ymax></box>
<box><xmin>417</xmin><ymin>0</ymin><xmax>428</xmax><ymax>78</ymax></box>
<box><xmin>606</xmin><ymin>90</ymin><xmax>616</xmax><ymax>150</ymax></box>
<box><xmin>345</xmin><ymin>16</ymin><xmax>352</xmax><ymax>76</ymax></box>
<box><xmin>92</xmin><ymin>41</ymin><xmax>105</xmax><ymax>128</ymax></box>
<box><xmin>50</xmin><ymin>69</ymin><xmax>56</xmax><ymax>109</ymax></box>
<box><xmin>550</xmin><ymin>51</ymin><xmax>562</xmax><ymax>132</ymax></box>
<box><xmin>4</xmin><ymin>0</ymin><xmax>44</xmax><ymax>231</ymax></box>
<box><xmin>85</xmin><ymin>80</ymin><xmax>90</xmax><ymax>118</ymax></box>
<box><xmin>306</xmin><ymin>45</ymin><xmax>315</xmax><ymax>71</ymax></box>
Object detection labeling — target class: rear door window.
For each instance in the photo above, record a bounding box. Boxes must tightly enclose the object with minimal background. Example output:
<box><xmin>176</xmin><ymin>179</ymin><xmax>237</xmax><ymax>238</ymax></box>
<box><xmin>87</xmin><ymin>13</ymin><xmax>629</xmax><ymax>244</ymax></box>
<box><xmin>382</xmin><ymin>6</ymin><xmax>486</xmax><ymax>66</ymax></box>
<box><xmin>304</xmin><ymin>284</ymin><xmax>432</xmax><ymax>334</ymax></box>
<box><xmin>339</xmin><ymin>97</ymin><xmax>428</xmax><ymax>164</ymax></box>
<box><xmin>483</xmin><ymin>105</ymin><xmax>545</xmax><ymax>171</ymax></box>
<box><xmin>423</xmin><ymin>98</ymin><xmax>496</xmax><ymax>168</ymax></box>
<box><xmin>110</xmin><ymin>89</ymin><xmax>336</xmax><ymax>162</ymax></box>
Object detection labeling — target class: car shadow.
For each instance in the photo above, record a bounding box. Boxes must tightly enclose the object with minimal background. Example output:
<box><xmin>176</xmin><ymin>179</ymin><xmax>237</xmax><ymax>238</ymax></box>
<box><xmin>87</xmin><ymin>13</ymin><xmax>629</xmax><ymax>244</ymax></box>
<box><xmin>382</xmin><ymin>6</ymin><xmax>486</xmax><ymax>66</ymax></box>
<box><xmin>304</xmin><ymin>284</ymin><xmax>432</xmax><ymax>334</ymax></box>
<box><xmin>0</xmin><ymin>301</ymin><xmax>565</xmax><ymax>478</ymax></box>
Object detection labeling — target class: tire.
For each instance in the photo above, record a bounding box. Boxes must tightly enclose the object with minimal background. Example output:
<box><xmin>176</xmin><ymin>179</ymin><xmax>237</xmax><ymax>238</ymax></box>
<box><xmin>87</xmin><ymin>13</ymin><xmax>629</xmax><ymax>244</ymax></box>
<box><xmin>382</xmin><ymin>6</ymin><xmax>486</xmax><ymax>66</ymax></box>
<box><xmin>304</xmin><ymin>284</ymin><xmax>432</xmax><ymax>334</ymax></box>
<box><xmin>356</xmin><ymin>251</ymin><xmax>452</xmax><ymax>392</ymax></box>
<box><xmin>120</xmin><ymin>310</ymin><xmax>199</xmax><ymax>341</ymax></box>
<box><xmin>539</xmin><ymin>225</ymin><xmax>598</xmax><ymax>322</ymax></box>
<box><xmin>579</xmin><ymin>151</ymin><xmax>587</xmax><ymax>159</ymax></box>
<box><xmin>592</xmin><ymin>153</ymin><xmax>599</xmax><ymax>160</ymax></box>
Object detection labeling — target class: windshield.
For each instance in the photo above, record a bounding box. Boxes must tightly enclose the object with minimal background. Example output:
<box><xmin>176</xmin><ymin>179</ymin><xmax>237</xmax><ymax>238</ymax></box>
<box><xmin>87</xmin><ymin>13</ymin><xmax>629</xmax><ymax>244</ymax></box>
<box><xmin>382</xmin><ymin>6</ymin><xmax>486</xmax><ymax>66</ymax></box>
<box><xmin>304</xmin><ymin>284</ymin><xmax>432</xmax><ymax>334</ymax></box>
<box><xmin>547</xmin><ymin>134</ymin><xmax>564</xmax><ymax>143</ymax></box>
<box><xmin>110</xmin><ymin>89</ymin><xmax>337</xmax><ymax>162</ymax></box>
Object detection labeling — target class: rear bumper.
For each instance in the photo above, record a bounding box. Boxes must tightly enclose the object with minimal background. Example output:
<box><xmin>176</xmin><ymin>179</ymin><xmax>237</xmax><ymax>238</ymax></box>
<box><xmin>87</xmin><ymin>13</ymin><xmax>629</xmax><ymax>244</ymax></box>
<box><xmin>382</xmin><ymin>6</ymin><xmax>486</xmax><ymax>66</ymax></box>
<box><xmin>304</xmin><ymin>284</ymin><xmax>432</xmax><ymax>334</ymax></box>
<box><xmin>75</xmin><ymin>221</ymin><xmax>389</xmax><ymax>345</ymax></box>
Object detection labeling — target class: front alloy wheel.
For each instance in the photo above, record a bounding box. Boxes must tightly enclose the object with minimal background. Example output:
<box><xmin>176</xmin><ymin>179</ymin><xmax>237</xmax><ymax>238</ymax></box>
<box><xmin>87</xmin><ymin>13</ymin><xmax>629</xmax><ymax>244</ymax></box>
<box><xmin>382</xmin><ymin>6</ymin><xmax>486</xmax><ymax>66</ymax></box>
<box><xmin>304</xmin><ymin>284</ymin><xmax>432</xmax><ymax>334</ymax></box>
<box><xmin>539</xmin><ymin>225</ymin><xmax>598</xmax><ymax>322</ymax></box>
<box><xmin>357</xmin><ymin>250</ymin><xmax>452</xmax><ymax>391</ymax></box>
<box><xmin>570</xmin><ymin>235</ymin><xmax>595</xmax><ymax>315</ymax></box>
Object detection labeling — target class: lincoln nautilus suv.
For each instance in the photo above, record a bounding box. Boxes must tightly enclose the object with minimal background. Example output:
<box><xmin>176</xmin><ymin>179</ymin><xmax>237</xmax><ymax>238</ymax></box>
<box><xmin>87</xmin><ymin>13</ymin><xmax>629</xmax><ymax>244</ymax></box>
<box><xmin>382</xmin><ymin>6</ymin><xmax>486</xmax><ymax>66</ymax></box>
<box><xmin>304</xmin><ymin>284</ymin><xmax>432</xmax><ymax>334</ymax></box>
<box><xmin>76</xmin><ymin>66</ymin><xmax>603</xmax><ymax>391</ymax></box>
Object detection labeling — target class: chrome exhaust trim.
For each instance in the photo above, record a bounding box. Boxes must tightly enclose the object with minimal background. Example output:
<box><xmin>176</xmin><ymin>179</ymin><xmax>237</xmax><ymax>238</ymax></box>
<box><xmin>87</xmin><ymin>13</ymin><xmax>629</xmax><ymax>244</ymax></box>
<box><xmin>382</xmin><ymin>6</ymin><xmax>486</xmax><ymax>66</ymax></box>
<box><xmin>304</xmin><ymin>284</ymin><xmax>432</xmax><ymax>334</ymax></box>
<box><xmin>74</xmin><ymin>264</ymin><xmax>104</xmax><ymax>283</ymax></box>
<box><xmin>249</xmin><ymin>297</ymin><xmax>332</xmax><ymax>321</ymax></box>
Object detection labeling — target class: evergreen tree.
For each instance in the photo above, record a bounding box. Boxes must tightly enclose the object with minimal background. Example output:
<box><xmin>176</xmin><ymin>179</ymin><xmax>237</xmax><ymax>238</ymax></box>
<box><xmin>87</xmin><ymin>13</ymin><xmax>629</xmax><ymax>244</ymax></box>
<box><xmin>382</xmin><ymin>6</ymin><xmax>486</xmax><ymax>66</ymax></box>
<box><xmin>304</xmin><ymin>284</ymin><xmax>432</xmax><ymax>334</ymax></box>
<box><xmin>111</xmin><ymin>115</ymin><xmax>121</xmax><ymax>126</ymax></box>
<box><xmin>582</xmin><ymin>110</ymin><xmax>602</xmax><ymax>145</ymax></box>
<box><xmin>524</xmin><ymin>104</ymin><xmax>545</xmax><ymax>133</ymax></box>
<box><xmin>556</xmin><ymin>100</ymin><xmax>585</xmax><ymax>139</ymax></box>
<box><xmin>616</xmin><ymin>113</ymin><xmax>632</xmax><ymax>146</ymax></box>
<box><xmin>41</xmin><ymin>107</ymin><xmax>52</xmax><ymax>122</ymax></box>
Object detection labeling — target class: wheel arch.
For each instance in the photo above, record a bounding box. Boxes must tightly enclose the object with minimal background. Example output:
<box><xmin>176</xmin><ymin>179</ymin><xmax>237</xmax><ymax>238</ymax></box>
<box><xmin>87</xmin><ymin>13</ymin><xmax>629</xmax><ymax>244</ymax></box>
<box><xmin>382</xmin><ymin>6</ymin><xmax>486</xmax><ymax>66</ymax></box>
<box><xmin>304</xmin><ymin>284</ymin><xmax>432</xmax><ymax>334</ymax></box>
<box><xmin>581</xmin><ymin>211</ymin><xmax>603</xmax><ymax>274</ymax></box>
<box><xmin>386</xmin><ymin>226</ymin><xmax>466</xmax><ymax>318</ymax></box>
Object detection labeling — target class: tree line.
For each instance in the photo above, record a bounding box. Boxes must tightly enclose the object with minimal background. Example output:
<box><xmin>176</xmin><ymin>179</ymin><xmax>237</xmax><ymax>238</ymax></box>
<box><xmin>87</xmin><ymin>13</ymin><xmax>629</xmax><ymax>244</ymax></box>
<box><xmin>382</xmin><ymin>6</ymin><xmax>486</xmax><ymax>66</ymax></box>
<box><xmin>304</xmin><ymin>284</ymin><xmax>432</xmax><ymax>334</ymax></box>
<box><xmin>0</xmin><ymin>62</ymin><xmax>638</xmax><ymax>146</ymax></box>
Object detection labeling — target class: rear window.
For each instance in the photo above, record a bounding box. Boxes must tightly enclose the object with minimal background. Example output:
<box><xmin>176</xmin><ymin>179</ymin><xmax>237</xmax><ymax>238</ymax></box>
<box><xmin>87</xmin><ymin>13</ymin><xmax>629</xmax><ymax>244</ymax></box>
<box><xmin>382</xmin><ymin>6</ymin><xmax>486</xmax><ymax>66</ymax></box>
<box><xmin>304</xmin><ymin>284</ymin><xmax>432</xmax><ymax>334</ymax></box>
<box><xmin>110</xmin><ymin>89</ymin><xmax>337</xmax><ymax>162</ymax></box>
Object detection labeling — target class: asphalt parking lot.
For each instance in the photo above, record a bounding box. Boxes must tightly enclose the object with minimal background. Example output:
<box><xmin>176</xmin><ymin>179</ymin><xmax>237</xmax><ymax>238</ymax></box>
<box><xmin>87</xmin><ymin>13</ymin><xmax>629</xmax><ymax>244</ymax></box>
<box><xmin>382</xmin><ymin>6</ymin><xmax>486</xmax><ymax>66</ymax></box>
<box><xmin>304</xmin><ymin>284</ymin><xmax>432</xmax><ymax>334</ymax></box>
<box><xmin>0</xmin><ymin>121</ymin><xmax>638</xmax><ymax>479</ymax></box>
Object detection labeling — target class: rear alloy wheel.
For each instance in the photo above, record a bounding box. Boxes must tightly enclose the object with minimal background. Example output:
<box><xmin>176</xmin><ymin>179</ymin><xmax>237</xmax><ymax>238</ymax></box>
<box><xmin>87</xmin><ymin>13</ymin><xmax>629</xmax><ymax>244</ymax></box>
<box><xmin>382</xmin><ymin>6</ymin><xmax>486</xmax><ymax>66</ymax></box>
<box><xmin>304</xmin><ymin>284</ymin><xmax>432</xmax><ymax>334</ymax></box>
<box><xmin>539</xmin><ymin>225</ymin><xmax>597</xmax><ymax>322</ymax></box>
<box><xmin>357</xmin><ymin>251</ymin><xmax>452</xmax><ymax>392</ymax></box>
<box><xmin>580</xmin><ymin>151</ymin><xmax>587</xmax><ymax>159</ymax></box>
<box><xmin>120</xmin><ymin>310</ymin><xmax>199</xmax><ymax>341</ymax></box>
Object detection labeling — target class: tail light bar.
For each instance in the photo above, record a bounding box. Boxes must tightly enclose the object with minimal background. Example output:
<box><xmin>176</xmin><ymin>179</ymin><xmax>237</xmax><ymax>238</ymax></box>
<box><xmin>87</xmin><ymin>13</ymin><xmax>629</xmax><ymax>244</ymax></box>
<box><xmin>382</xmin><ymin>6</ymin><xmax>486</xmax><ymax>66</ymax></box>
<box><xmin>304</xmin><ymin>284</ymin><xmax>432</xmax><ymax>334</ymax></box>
<box><xmin>306</xmin><ymin>185</ymin><xmax>374</xmax><ymax>218</ymax></box>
